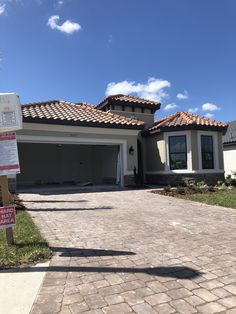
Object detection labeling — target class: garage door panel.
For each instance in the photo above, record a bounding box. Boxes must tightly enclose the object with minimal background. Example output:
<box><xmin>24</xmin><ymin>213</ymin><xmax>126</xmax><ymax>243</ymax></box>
<box><xmin>17</xmin><ymin>143</ymin><xmax>120</xmax><ymax>186</ymax></box>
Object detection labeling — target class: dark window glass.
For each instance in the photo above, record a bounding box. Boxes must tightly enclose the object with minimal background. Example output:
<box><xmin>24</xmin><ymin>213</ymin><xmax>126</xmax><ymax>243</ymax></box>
<box><xmin>169</xmin><ymin>136</ymin><xmax>187</xmax><ymax>170</ymax></box>
<box><xmin>201</xmin><ymin>135</ymin><xmax>214</xmax><ymax>169</ymax></box>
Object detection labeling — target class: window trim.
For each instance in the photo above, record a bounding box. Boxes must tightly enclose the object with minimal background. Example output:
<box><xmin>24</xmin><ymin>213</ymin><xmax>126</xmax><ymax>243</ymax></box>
<box><xmin>168</xmin><ymin>135</ymin><xmax>187</xmax><ymax>170</ymax></box>
<box><xmin>197</xmin><ymin>131</ymin><xmax>219</xmax><ymax>170</ymax></box>
<box><xmin>164</xmin><ymin>130</ymin><xmax>192</xmax><ymax>173</ymax></box>
<box><xmin>201</xmin><ymin>135</ymin><xmax>214</xmax><ymax>169</ymax></box>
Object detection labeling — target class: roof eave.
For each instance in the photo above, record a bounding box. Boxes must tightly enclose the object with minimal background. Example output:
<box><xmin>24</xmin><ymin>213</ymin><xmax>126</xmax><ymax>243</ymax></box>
<box><xmin>97</xmin><ymin>98</ymin><xmax>161</xmax><ymax>111</ymax></box>
<box><xmin>143</xmin><ymin>124</ymin><xmax>228</xmax><ymax>136</ymax></box>
<box><xmin>223</xmin><ymin>141</ymin><xmax>236</xmax><ymax>146</ymax></box>
<box><xmin>22</xmin><ymin>117</ymin><xmax>144</xmax><ymax>130</ymax></box>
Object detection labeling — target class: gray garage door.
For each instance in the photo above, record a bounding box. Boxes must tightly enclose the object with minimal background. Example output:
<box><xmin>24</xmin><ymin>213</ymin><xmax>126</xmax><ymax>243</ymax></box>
<box><xmin>17</xmin><ymin>143</ymin><xmax>120</xmax><ymax>187</ymax></box>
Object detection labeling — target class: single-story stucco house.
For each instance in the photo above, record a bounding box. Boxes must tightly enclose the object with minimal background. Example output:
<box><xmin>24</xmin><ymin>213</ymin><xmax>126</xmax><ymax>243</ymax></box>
<box><xmin>14</xmin><ymin>94</ymin><xmax>227</xmax><ymax>189</ymax></box>
<box><xmin>223</xmin><ymin>121</ymin><xmax>236</xmax><ymax>178</ymax></box>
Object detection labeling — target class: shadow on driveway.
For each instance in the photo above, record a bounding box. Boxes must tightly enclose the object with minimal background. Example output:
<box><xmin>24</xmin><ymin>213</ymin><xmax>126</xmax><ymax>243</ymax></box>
<box><xmin>50</xmin><ymin>247</ymin><xmax>135</xmax><ymax>257</ymax></box>
<box><xmin>2</xmin><ymin>265</ymin><xmax>203</xmax><ymax>279</ymax></box>
<box><xmin>22</xmin><ymin>200</ymin><xmax>89</xmax><ymax>203</ymax></box>
<box><xmin>25</xmin><ymin>206</ymin><xmax>113</xmax><ymax>212</ymax></box>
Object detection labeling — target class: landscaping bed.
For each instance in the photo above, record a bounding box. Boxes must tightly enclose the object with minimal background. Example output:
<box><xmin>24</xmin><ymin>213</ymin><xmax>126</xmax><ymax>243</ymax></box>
<box><xmin>0</xmin><ymin>195</ymin><xmax>52</xmax><ymax>269</ymax></box>
<box><xmin>178</xmin><ymin>189</ymin><xmax>236</xmax><ymax>209</ymax></box>
<box><xmin>152</xmin><ymin>184</ymin><xmax>236</xmax><ymax>209</ymax></box>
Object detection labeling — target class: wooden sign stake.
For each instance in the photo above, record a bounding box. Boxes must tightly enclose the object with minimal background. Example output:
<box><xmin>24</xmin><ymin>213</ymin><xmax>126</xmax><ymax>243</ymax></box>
<box><xmin>0</xmin><ymin>175</ymin><xmax>14</xmax><ymax>245</ymax></box>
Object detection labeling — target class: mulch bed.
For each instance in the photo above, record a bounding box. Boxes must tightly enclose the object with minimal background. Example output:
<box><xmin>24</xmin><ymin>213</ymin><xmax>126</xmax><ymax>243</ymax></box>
<box><xmin>151</xmin><ymin>186</ymin><xmax>220</xmax><ymax>197</ymax></box>
<box><xmin>0</xmin><ymin>194</ymin><xmax>26</xmax><ymax>211</ymax></box>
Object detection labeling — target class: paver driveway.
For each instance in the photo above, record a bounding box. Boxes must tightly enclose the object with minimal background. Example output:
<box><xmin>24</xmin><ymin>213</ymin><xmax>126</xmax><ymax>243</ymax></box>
<box><xmin>20</xmin><ymin>189</ymin><xmax>236</xmax><ymax>314</ymax></box>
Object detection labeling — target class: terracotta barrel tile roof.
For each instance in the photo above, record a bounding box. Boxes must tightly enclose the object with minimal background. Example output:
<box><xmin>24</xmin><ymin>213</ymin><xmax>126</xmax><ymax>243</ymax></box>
<box><xmin>97</xmin><ymin>94</ymin><xmax>161</xmax><ymax>110</ymax></box>
<box><xmin>22</xmin><ymin>100</ymin><xmax>144</xmax><ymax>129</ymax></box>
<box><xmin>148</xmin><ymin>111</ymin><xmax>227</xmax><ymax>133</ymax></box>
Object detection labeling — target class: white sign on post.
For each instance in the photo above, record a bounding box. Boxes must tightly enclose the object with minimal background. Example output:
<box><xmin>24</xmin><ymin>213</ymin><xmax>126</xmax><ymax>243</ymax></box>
<box><xmin>0</xmin><ymin>93</ymin><xmax>22</xmax><ymax>176</ymax></box>
<box><xmin>0</xmin><ymin>93</ymin><xmax>22</xmax><ymax>132</ymax></box>
<box><xmin>0</xmin><ymin>132</ymin><xmax>20</xmax><ymax>176</ymax></box>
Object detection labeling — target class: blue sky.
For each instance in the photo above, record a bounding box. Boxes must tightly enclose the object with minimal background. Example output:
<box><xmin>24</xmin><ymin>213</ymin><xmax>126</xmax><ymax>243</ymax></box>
<box><xmin>0</xmin><ymin>0</ymin><xmax>235</xmax><ymax>122</ymax></box>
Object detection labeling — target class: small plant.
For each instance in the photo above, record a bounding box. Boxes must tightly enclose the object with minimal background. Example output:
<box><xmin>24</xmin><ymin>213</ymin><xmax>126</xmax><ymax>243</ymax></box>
<box><xmin>216</xmin><ymin>180</ymin><xmax>223</xmax><ymax>187</ymax></box>
<box><xmin>225</xmin><ymin>175</ymin><xmax>233</xmax><ymax>186</ymax></box>
<box><xmin>208</xmin><ymin>186</ymin><xmax>216</xmax><ymax>192</ymax></box>
<box><xmin>176</xmin><ymin>185</ymin><xmax>185</xmax><ymax>194</ymax></box>
<box><xmin>191</xmin><ymin>185</ymin><xmax>201</xmax><ymax>194</ymax></box>
<box><xmin>220</xmin><ymin>182</ymin><xmax>227</xmax><ymax>190</ymax></box>
<box><xmin>196</xmin><ymin>181</ymin><xmax>207</xmax><ymax>188</ymax></box>
<box><xmin>232</xmin><ymin>179</ymin><xmax>236</xmax><ymax>186</ymax></box>
<box><xmin>164</xmin><ymin>185</ymin><xmax>171</xmax><ymax>192</ymax></box>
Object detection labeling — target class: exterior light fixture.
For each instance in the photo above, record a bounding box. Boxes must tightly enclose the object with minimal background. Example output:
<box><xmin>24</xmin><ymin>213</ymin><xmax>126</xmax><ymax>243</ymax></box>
<box><xmin>129</xmin><ymin>146</ymin><xmax>134</xmax><ymax>155</ymax></box>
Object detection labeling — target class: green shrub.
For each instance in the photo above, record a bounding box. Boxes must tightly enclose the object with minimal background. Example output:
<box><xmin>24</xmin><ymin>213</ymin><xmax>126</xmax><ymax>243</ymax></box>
<box><xmin>190</xmin><ymin>185</ymin><xmax>200</xmax><ymax>193</ymax></box>
<box><xmin>196</xmin><ymin>181</ymin><xmax>207</xmax><ymax>188</ymax></box>
<box><xmin>216</xmin><ymin>180</ymin><xmax>223</xmax><ymax>187</ymax></box>
<box><xmin>176</xmin><ymin>185</ymin><xmax>185</xmax><ymax>194</ymax></box>
<box><xmin>208</xmin><ymin>186</ymin><xmax>216</xmax><ymax>192</ymax></box>
<box><xmin>232</xmin><ymin>179</ymin><xmax>236</xmax><ymax>186</ymax></box>
<box><xmin>225</xmin><ymin>175</ymin><xmax>233</xmax><ymax>186</ymax></box>
<box><xmin>164</xmin><ymin>185</ymin><xmax>171</xmax><ymax>192</ymax></box>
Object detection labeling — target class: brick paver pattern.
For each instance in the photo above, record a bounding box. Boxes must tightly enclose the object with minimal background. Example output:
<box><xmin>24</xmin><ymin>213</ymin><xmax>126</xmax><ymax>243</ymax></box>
<box><xmin>21</xmin><ymin>189</ymin><xmax>236</xmax><ymax>314</ymax></box>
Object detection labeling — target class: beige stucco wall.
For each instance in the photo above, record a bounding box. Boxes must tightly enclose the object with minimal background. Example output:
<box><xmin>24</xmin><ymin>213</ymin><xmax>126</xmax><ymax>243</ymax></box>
<box><xmin>218</xmin><ymin>133</ymin><xmax>224</xmax><ymax>169</ymax></box>
<box><xmin>191</xmin><ymin>131</ymin><xmax>199</xmax><ymax>170</ymax></box>
<box><xmin>223</xmin><ymin>144</ymin><xmax>236</xmax><ymax>177</ymax></box>
<box><xmin>144</xmin><ymin>133</ymin><xmax>165</xmax><ymax>171</ymax></box>
<box><xmin>110</xmin><ymin>109</ymin><xmax>155</xmax><ymax>128</ymax></box>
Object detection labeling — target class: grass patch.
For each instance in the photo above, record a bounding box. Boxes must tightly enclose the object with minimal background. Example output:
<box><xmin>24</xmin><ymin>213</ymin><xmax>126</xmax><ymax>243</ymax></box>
<box><xmin>177</xmin><ymin>189</ymin><xmax>236</xmax><ymax>209</ymax></box>
<box><xmin>0</xmin><ymin>209</ymin><xmax>52</xmax><ymax>269</ymax></box>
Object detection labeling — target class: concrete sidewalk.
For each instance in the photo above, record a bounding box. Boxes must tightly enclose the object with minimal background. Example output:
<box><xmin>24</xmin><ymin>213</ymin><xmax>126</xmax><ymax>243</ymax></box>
<box><xmin>0</xmin><ymin>261</ymin><xmax>49</xmax><ymax>314</ymax></box>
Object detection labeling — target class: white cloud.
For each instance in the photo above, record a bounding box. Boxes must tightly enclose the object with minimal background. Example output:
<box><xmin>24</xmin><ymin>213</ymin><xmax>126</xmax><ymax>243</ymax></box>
<box><xmin>108</xmin><ymin>34</ymin><xmax>113</xmax><ymax>44</ymax></box>
<box><xmin>0</xmin><ymin>4</ymin><xmax>6</xmax><ymax>15</ymax></box>
<box><xmin>202</xmin><ymin>103</ymin><xmax>220</xmax><ymax>111</ymax></box>
<box><xmin>56</xmin><ymin>0</ymin><xmax>64</xmax><ymax>8</ymax></box>
<box><xmin>105</xmin><ymin>77</ymin><xmax>171</xmax><ymax>102</ymax></box>
<box><xmin>163</xmin><ymin>103</ymin><xmax>178</xmax><ymax>111</ymax></box>
<box><xmin>188</xmin><ymin>107</ymin><xmax>199</xmax><ymax>113</ymax></box>
<box><xmin>47</xmin><ymin>15</ymin><xmax>81</xmax><ymax>34</ymax></box>
<box><xmin>205</xmin><ymin>113</ymin><xmax>214</xmax><ymax>119</ymax></box>
<box><xmin>176</xmin><ymin>90</ymin><xmax>188</xmax><ymax>100</ymax></box>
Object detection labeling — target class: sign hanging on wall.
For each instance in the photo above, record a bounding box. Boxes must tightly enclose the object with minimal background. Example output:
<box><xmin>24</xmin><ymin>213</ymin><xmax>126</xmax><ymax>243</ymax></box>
<box><xmin>0</xmin><ymin>205</ymin><xmax>16</xmax><ymax>229</ymax></box>
<box><xmin>0</xmin><ymin>132</ymin><xmax>20</xmax><ymax>176</ymax></box>
<box><xmin>0</xmin><ymin>93</ymin><xmax>22</xmax><ymax>132</ymax></box>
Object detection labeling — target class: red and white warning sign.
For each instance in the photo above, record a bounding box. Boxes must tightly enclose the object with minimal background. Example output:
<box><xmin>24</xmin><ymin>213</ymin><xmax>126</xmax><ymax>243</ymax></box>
<box><xmin>0</xmin><ymin>132</ymin><xmax>20</xmax><ymax>176</ymax></box>
<box><xmin>0</xmin><ymin>205</ymin><xmax>16</xmax><ymax>229</ymax></box>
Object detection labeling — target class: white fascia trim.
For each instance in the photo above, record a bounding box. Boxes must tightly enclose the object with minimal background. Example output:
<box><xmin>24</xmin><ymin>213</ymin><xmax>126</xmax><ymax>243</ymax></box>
<box><xmin>164</xmin><ymin>130</ymin><xmax>192</xmax><ymax>171</ymax></box>
<box><xmin>17</xmin><ymin>134</ymin><xmax>133</xmax><ymax>176</ymax></box>
<box><xmin>197</xmin><ymin>131</ymin><xmax>220</xmax><ymax>170</ymax></box>
<box><xmin>22</xmin><ymin>123</ymin><xmax>140</xmax><ymax>136</ymax></box>
<box><xmin>146</xmin><ymin>170</ymin><xmax>225</xmax><ymax>175</ymax></box>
